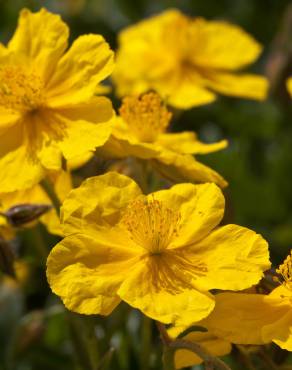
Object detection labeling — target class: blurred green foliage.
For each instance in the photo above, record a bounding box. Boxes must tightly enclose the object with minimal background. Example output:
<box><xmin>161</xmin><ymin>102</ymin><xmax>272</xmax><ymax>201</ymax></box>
<box><xmin>1</xmin><ymin>0</ymin><xmax>292</xmax><ymax>369</ymax></box>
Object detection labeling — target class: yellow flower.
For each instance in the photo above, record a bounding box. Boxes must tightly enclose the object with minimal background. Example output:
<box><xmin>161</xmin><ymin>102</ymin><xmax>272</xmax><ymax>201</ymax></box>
<box><xmin>0</xmin><ymin>171</ymin><xmax>71</xmax><ymax>236</ymax></box>
<box><xmin>200</xmin><ymin>250</ymin><xmax>292</xmax><ymax>351</ymax></box>
<box><xmin>113</xmin><ymin>9</ymin><xmax>268</xmax><ymax>109</ymax></box>
<box><xmin>97</xmin><ymin>93</ymin><xmax>228</xmax><ymax>187</ymax></box>
<box><xmin>0</xmin><ymin>8</ymin><xmax>114</xmax><ymax>192</ymax></box>
<box><xmin>168</xmin><ymin>329</ymin><xmax>231</xmax><ymax>369</ymax></box>
<box><xmin>47</xmin><ymin>172</ymin><xmax>270</xmax><ymax>325</ymax></box>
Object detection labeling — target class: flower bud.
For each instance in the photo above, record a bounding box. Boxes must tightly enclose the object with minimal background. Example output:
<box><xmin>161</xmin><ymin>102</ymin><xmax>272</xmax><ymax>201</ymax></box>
<box><xmin>3</xmin><ymin>203</ymin><xmax>52</xmax><ymax>227</ymax></box>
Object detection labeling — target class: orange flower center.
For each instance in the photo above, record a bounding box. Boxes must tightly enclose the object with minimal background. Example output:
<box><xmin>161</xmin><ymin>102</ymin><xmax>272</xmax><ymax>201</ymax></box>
<box><xmin>275</xmin><ymin>250</ymin><xmax>292</xmax><ymax>291</ymax></box>
<box><xmin>119</xmin><ymin>92</ymin><xmax>172</xmax><ymax>143</ymax></box>
<box><xmin>0</xmin><ymin>65</ymin><xmax>45</xmax><ymax>113</ymax></box>
<box><xmin>121</xmin><ymin>197</ymin><xmax>181</xmax><ymax>254</ymax></box>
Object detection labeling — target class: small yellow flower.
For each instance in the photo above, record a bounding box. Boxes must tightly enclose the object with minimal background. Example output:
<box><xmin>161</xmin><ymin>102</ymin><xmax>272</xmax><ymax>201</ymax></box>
<box><xmin>168</xmin><ymin>328</ymin><xmax>231</xmax><ymax>369</ymax></box>
<box><xmin>113</xmin><ymin>9</ymin><xmax>268</xmax><ymax>109</ymax></box>
<box><xmin>200</xmin><ymin>250</ymin><xmax>292</xmax><ymax>351</ymax></box>
<box><xmin>97</xmin><ymin>92</ymin><xmax>228</xmax><ymax>187</ymax></box>
<box><xmin>0</xmin><ymin>171</ymin><xmax>71</xmax><ymax>236</ymax></box>
<box><xmin>0</xmin><ymin>8</ymin><xmax>114</xmax><ymax>192</ymax></box>
<box><xmin>286</xmin><ymin>77</ymin><xmax>292</xmax><ymax>97</ymax></box>
<box><xmin>47</xmin><ymin>172</ymin><xmax>270</xmax><ymax>325</ymax></box>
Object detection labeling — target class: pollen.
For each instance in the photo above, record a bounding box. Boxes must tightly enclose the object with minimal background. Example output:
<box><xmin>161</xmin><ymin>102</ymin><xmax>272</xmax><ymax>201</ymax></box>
<box><xmin>275</xmin><ymin>250</ymin><xmax>292</xmax><ymax>291</ymax></box>
<box><xmin>121</xmin><ymin>197</ymin><xmax>181</xmax><ymax>254</ymax></box>
<box><xmin>0</xmin><ymin>65</ymin><xmax>45</xmax><ymax>113</ymax></box>
<box><xmin>119</xmin><ymin>92</ymin><xmax>172</xmax><ymax>142</ymax></box>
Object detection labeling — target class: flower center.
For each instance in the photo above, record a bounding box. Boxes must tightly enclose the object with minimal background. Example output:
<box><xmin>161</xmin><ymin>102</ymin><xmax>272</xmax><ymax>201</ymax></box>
<box><xmin>121</xmin><ymin>197</ymin><xmax>181</xmax><ymax>254</ymax></box>
<box><xmin>275</xmin><ymin>251</ymin><xmax>292</xmax><ymax>291</ymax></box>
<box><xmin>119</xmin><ymin>92</ymin><xmax>172</xmax><ymax>143</ymax></box>
<box><xmin>0</xmin><ymin>66</ymin><xmax>45</xmax><ymax>113</ymax></box>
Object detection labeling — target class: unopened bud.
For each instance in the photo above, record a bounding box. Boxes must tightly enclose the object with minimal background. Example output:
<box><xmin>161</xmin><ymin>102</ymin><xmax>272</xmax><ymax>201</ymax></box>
<box><xmin>0</xmin><ymin>236</ymin><xmax>16</xmax><ymax>278</ymax></box>
<box><xmin>2</xmin><ymin>203</ymin><xmax>52</xmax><ymax>227</ymax></box>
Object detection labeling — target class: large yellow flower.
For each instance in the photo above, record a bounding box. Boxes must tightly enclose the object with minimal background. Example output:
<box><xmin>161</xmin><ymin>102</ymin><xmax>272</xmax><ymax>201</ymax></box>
<box><xmin>0</xmin><ymin>8</ymin><xmax>114</xmax><ymax>192</ymax></box>
<box><xmin>0</xmin><ymin>171</ymin><xmax>71</xmax><ymax>237</ymax></box>
<box><xmin>47</xmin><ymin>172</ymin><xmax>270</xmax><ymax>325</ymax></box>
<box><xmin>113</xmin><ymin>9</ymin><xmax>268</xmax><ymax>109</ymax></box>
<box><xmin>200</xmin><ymin>250</ymin><xmax>292</xmax><ymax>351</ymax></box>
<box><xmin>97</xmin><ymin>93</ymin><xmax>228</xmax><ymax>187</ymax></box>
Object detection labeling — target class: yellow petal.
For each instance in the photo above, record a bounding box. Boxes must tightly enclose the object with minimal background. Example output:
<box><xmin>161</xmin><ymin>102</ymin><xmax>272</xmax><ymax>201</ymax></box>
<box><xmin>262</xmin><ymin>310</ymin><xmax>292</xmax><ymax>350</ymax></box>
<box><xmin>117</xmin><ymin>255</ymin><xmax>215</xmax><ymax>324</ymax></box>
<box><xmin>152</xmin><ymin>182</ymin><xmax>225</xmax><ymax>248</ymax></box>
<box><xmin>191</xmin><ymin>19</ymin><xmax>262</xmax><ymax>70</ymax></box>
<box><xmin>152</xmin><ymin>151</ymin><xmax>228</xmax><ymax>188</ymax></box>
<box><xmin>175</xmin><ymin>331</ymin><xmax>231</xmax><ymax>368</ymax></box>
<box><xmin>157</xmin><ymin>132</ymin><xmax>228</xmax><ymax>155</ymax></box>
<box><xmin>0</xmin><ymin>109</ymin><xmax>20</xmax><ymax>135</ymax></box>
<box><xmin>47</xmin><ymin>230</ymin><xmax>141</xmax><ymax>315</ymax></box>
<box><xmin>8</xmin><ymin>8</ymin><xmax>69</xmax><ymax>83</ymax></box>
<box><xmin>46</xmin><ymin>35</ymin><xmax>114</xmax><ymax>107</ymax></box>
<box><xmin>97</xmin><ymin>117</ymin><xmax>160</xmax><ymax>159</ymax></box>
<box><xmin>190</xmin><ymin>224</ymin><xmax>270</xmax><ymax>291</ymax></box>
<box><xmin>37</xmin><ymin>97</ymin><xmax>113</xmax><ymax>168</ymax></box>
<box><xmin>61</xmin><ymin>172</ymin><xmax>142</xmax><ymax>235</ymax></box>
<box><xmin>0</xmin><ymin>124</ymin><xmax>45</xmax><ymax>192</ymax></box>
<box><xmin>98</xmin><ymin>134</ymin><xmax>159</xmax><ymax>159</ymax></box>
<box><xmin>286</xmin><ymin>77</ymin><xmax>292</xmax><ymax>97</ymax></box>
<box><xmin>206</xmin><ymin>72</ymin><xmax>268</xmax><ymax>101</ymax></box>
<box><xmin>55</xmin><ymin>109</ymin><xmax>113</xmax><ymax>162</ymax></box>
<box><xmin>202</xmin><ymin>292</ymin><xmax>291</xmax><ymax>345</ymax></box>
<box><xmin>166</xmin><ymin>78</ymin><xmax>216</xmax><ymax>109</ymax></box>
<box><xmin>37</xmin><ymin>144</ymin><xmax>62</xmax><ymax>171</ymax></box>
<box><xmin>0</xmin><ymin>143</ymin><xmax>44</xmax><ymax>192</ymax></box>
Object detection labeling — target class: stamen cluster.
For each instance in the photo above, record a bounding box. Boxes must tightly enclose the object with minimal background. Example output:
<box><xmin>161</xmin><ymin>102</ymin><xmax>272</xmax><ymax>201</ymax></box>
<box><xmin>121</xmin><ymin>197</ymin><xmax>181</xmax><ymax>254</ymax></box>
<box><xmin>0</xmin><ymin>66</ymin><xmax>44</xmax><ymax>113</ymax></box>
<box><xmin>119</xmin><ymin>92</ymin><xmax>172</xmax><ymax>142</ymax></box>
<box><xmin>276</xmin><ymin>251</ymin><xmax>292</xmax><ymax>290</ymax></box>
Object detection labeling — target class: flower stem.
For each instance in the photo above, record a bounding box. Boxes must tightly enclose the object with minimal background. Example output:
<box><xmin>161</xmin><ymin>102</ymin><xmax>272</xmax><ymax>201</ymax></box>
<box><xmin>156</xmin><ymin>322</ymin><xmax>231</xmax><ymax>370</ymax></box>
<box><xmin>67</xmin><ymin>312</ymin><xmax>100</xmax><ymax>370</ymax></box>
<box><xmin>140</xmin><ymin>316</ymin><xmax>152</xmax><ymax>370</ymax></box>
<box><xmin>41</xmin><ymin>178</ymin><xmax>61</xmax><ymax>215</ymax></box>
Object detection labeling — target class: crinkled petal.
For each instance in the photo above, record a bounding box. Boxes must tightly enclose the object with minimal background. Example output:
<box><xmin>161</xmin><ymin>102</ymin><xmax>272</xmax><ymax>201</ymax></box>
<box><xmin>157</xmin><ymin>132</ymin><xmax>227</xmax><ymax>155</ymax></box>
<box><xmin>8</xmin><ymin>8</ymin><xmax>69</xmax><ymax>83</ymax></box>
<box><xmin>47</xmin><ymin>230</ymin><xmax>142</xmax><ymax>315</ymax></box>
<box><xmin>117</xmin><ymin>255</ymin><xmax>215</xmax><ymax>324</ymax></box>
<box><xmin>190</xmin><ymin>224</ymin><xmax>270</xmax><ymax>291</ymax></box>
<box><xmin>151</xmin><ymin>182</ymin><xmax>225</xmax><ymax>248</ymax></box>
<box><xmin>46</xmin><ymin>35</ymin><xmax>114</xmax><ymax>107</ymax></box>
<box><xmin>202</xmin><ymin>292</ymin><xmax>291</xmax><ymax>345</ymax></box>
<box><xmin>205</xmin><ymin>72</ymin><xmax>268</xmax><ymax>101</ymax></box>
<box><xmin>191</xmin><ymin>19</ymin><xmax>262</xmax><ymax>70</ymax></box>
<box><xmin>152</xmin><ymin>150</ymin><xmax>227</xmax><ymax>188</ymax></box>
<box><xmin>61</xmin><ymin>172</ymin><xmax>142</xmax><ymax>235</ymax></box>
<box><xmin>175</xmin><ymin>331</ymin><xmax>231</xmax><ymax>368</ymax></box>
